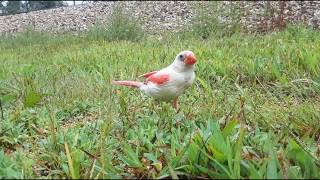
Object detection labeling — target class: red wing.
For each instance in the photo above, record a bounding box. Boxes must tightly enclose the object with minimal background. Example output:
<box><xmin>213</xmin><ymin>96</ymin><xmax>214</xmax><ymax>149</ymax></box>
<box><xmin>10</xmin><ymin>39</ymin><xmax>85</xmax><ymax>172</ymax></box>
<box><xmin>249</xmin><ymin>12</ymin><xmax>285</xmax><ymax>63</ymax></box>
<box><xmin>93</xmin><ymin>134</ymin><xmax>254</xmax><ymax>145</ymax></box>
<box><xmin>139</xmin><ymin>71</ymin><xmax>158</xmax><ymax>78</ymax></box>
<box><xmin>146</xmin><ymin>73</ymin><xmax>170</xmax><ymax>85</ymax></box>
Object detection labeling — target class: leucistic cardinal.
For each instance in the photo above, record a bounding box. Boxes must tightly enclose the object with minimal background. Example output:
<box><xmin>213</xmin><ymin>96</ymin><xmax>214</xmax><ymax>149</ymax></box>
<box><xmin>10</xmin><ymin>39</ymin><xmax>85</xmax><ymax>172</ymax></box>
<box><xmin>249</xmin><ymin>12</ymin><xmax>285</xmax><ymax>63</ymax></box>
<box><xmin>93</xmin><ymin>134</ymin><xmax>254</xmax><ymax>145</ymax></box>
<box><xmin>112</xmin><ymin>50</ymin><xmax>197</xmax><ymax>111</ymax></box>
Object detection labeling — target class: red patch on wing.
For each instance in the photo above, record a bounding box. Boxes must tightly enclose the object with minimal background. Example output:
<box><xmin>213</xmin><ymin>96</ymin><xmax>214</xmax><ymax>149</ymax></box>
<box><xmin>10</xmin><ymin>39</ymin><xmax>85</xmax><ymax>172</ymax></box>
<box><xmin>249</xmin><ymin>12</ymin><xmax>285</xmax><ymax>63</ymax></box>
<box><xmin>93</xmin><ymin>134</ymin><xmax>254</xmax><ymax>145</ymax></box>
<box><xmin>139</xmin><ymin>71</ymin><xmax>158</xmax><ymax>78</ymax></box>
<box><xmin>146</xmin><ymin>73</ymin><xmax>170</xmax><ymax>85</ymax></box>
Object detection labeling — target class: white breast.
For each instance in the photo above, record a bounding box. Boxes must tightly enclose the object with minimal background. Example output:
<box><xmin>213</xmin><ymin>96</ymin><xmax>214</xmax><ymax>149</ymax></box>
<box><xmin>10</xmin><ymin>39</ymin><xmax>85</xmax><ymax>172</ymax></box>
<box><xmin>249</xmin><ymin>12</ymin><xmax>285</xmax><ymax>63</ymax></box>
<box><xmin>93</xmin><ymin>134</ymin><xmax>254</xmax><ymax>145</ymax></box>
<box><xmin>140</xmin><ymin>66</ymin><xmax>195</xmax><ymax>101</ymax></box>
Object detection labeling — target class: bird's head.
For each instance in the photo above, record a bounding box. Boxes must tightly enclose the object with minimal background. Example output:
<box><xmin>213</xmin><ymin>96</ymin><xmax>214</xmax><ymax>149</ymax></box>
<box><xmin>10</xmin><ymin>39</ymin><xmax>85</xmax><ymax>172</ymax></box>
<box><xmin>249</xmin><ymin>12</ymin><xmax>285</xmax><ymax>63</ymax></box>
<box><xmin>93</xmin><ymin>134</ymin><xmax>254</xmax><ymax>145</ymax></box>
<box><xmin>172</xmin><ymin>50</ymin><xmax>197</xmax><ymax>71</ymax></box>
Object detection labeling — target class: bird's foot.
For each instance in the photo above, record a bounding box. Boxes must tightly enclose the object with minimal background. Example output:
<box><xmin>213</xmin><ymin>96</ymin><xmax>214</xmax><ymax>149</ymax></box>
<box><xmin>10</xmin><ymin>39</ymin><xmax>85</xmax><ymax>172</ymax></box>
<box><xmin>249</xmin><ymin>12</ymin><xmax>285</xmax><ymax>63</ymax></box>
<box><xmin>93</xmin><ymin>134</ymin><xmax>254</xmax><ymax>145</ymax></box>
<box><xmin>172</xmin><ymin>98</ymin><xmax>180</xmax><ymax>113</ymax></box>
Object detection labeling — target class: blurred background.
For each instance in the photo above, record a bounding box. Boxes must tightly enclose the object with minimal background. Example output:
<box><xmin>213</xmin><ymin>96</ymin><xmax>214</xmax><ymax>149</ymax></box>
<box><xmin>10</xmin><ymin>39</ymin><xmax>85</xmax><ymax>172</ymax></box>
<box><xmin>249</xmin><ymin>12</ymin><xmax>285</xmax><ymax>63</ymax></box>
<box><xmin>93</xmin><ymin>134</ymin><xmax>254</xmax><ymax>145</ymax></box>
<box><xmin>0</xmin><ymin>1</ymin><xmax>91</xmax><ymax>15</ymax></box>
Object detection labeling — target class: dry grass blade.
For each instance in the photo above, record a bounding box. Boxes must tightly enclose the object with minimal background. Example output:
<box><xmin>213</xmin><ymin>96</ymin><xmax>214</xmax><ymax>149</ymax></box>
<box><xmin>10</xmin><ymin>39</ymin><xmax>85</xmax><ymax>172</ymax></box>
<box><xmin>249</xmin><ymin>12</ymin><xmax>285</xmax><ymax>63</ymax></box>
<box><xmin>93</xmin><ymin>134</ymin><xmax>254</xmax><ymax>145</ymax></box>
<box><xmin>0</xmin><ymin>99</ymin><xmax>4</xmax><ymax>120</ymax></box>
<box><xmin>64</xmin><ymin>137</ymin><xmax>77</xmax><ymax>179</ymax></box>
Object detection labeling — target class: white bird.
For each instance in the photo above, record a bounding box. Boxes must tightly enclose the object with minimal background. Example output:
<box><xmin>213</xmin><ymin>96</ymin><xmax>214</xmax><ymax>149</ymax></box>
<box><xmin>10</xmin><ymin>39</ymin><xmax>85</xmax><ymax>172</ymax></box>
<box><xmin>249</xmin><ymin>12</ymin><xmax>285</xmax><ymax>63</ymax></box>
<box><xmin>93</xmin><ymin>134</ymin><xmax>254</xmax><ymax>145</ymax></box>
<box><xmin>112</xmin><ymin>50</ymin><xmax>197</xmax><ymax>110</ymax></box>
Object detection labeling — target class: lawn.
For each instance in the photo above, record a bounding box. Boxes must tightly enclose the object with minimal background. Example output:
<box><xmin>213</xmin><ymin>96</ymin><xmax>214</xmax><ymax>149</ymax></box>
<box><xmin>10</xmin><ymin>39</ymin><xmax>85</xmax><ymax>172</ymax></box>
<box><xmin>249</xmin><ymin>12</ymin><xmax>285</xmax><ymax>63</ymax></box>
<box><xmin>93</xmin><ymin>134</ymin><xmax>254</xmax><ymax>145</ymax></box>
<box><xmin>0</xmin><ymin>25</ymin><xmax>320</xmax><ymax>178</ymax></box>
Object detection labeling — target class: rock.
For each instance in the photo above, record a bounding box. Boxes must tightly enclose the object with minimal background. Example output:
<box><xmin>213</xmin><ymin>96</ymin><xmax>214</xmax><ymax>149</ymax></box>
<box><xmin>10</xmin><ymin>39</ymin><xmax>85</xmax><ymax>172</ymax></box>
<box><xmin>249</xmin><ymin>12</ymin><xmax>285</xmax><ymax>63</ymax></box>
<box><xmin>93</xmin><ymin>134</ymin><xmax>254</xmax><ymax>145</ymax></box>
<box><xmin>0</xmin><ymin>1</ymin><xmax>320</xmax><ymax>35</ymax></box>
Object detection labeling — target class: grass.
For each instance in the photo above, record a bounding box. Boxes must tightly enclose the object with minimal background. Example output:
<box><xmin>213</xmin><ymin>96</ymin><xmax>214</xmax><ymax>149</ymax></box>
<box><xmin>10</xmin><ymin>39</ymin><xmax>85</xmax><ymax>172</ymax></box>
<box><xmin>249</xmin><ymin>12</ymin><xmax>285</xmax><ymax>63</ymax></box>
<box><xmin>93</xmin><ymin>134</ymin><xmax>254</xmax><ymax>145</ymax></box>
<box><xmin>86</xmin><ymin>4</ymin><xmax>144</xmax><ymax>42</ymax></box>
<box><xmin>0</xmin><ymin>24</ymin><xmax>320</xmax><ymax>178</ymax></box>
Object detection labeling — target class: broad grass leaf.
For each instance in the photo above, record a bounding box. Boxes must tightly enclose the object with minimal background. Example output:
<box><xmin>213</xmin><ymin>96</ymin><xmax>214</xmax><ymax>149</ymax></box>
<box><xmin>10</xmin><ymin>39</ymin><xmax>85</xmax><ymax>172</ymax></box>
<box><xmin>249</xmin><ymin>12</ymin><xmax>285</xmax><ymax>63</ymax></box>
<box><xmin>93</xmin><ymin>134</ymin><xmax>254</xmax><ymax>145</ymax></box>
<box><xmin>266</xmin><ymin>145</ymin><xmax>279</xmax><ymax>179</ymax></box>
<box><xmin>119</xmin><ymin>143</ymin><xmax>143</xmax><ymax>168</ymax></box>
<box><xmin>287</xmin><ymin>166</ymin><xmax>302</xmax><ymax>179</ymax></box>
<box><xmin>168</xmin><ymin>164</ymin><xmax>178</xmax><ymax>179</ymax></box>
<box><xmin>143</xmin><ymin>153</ymin><xmax>157</xmax><ymax>163</ymax></box>
<box><xmin>64</xmin><ymin>139</ymin><xmax>79</xmax><ymax>179</ymax></box>
<box><xmin>195</xmin><ymin>164</ymin><xmax>224</xmax><ymax>179</ymax></box>
<box><xmin>222</xmin><ymin>119</ymin><xmax>238</xmax><ymax>138</ymax></box>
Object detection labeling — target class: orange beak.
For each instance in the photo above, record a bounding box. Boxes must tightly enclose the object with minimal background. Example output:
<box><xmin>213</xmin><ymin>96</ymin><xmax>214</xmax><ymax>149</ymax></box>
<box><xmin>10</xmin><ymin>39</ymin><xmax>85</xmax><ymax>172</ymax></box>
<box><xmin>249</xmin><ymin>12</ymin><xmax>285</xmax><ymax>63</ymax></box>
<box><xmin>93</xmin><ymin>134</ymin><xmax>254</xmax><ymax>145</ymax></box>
<box><xmin>184</xmin><ymin>52</ymin><xmax>197</xmax><ymax>65</ymax></box>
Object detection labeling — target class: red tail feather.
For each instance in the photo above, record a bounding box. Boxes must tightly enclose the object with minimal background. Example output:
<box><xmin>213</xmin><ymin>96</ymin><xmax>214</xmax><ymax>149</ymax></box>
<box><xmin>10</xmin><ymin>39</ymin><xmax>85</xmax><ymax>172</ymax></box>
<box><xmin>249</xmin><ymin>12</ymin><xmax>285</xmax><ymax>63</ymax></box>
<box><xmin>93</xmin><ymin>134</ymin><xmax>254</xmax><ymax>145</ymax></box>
<box><xmin>112</xmin><ymin>80</ymin><xmax>143</xmax><ymax>88</ymax></box>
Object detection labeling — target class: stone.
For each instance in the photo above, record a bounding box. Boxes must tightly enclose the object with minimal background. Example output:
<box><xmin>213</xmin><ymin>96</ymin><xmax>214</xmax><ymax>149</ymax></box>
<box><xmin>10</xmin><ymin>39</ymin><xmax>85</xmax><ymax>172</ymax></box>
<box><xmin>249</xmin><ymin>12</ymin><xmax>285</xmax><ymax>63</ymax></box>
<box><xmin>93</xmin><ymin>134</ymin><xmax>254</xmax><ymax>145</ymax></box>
<box><xmin>0</xmin><ymin>1</ymin><xmax>320</xmax><ymax>36</ymax></box>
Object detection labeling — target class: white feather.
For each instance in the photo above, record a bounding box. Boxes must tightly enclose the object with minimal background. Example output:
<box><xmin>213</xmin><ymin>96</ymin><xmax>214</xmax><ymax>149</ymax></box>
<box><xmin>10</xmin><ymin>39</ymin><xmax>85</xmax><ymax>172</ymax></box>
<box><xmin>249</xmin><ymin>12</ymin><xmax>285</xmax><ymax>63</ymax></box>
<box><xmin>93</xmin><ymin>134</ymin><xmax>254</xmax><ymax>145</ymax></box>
<box><xmin>139</xmin><ymin>50</ymin><xmax>196</xmax><ymax>101</ymax></box>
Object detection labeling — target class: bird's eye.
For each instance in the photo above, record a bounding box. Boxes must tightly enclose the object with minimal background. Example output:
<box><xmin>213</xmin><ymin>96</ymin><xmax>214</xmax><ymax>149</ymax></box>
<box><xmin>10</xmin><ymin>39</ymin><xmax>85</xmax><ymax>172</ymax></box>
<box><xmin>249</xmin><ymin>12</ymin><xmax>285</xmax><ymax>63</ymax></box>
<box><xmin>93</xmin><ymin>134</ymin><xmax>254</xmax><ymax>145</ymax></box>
<box><xmin>179</xmin><ymin>54</ymin><xmax>183</xmax><ymax>60</ymax></box>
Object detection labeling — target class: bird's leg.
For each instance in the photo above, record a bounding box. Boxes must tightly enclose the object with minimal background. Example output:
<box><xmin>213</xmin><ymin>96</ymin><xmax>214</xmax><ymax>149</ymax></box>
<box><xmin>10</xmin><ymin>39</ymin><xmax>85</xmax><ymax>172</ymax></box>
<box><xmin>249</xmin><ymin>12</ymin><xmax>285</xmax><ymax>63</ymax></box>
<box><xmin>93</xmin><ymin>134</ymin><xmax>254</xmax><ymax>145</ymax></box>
<box><xmin>172</xmin><ymin>97</ymin><xmax>179</xmax><ymax>112</ymax></box>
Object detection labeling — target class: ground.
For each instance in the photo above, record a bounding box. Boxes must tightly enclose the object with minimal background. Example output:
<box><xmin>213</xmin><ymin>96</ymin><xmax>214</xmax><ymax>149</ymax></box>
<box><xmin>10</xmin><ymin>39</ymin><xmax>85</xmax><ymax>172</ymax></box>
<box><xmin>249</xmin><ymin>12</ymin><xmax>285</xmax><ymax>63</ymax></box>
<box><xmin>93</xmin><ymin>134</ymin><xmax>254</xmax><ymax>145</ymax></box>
<box><xmin>0</xmin><ymin>25</ymin><xmax>320</xmax><ymax>178</ymax></box>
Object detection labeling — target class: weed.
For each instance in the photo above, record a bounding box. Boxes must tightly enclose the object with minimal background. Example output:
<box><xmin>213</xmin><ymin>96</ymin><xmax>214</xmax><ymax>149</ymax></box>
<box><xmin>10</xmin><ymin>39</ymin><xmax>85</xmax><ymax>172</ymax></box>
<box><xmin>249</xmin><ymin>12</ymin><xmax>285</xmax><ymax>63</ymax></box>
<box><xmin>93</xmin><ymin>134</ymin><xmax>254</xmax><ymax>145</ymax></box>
<box><xmin>0</xmin><ymin>24</ymin><xmax>319</xmax><ymax>178</ymax></box>
<box><xmin>86</xmin><ymin>4</ymin><xmax>144</xmax><ymax>42</ymax></box>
